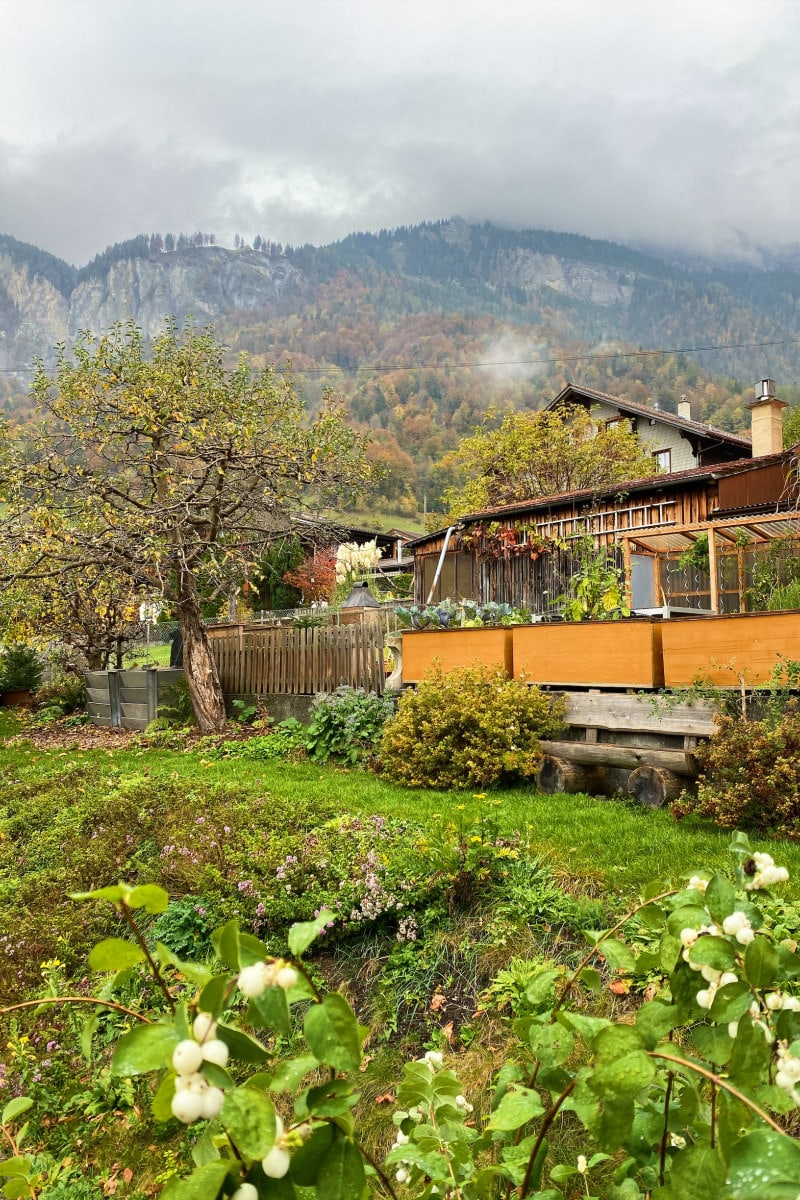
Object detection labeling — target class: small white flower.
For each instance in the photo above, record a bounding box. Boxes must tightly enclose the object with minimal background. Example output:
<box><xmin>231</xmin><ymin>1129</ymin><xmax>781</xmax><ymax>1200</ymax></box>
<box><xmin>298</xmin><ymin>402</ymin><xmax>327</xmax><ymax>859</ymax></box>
<box><xmin>737</xmin><ymin>926</ymin><xmax>756</xmax><ymax>946</ymax></box>
<box><xmin>728</xmin><ymin>1021</ymin><xmax>739</xmax><ymax>1038</ymax></box>
<box><xmin>423</xmin><ymin>1050</ymin><xmax>443</xmax><ymax>1069</ymax></box>
<box><xmin>396</xmin><ymin>1168</ymin><xmax>410</xmax><ymax>1183</ymax></box>
<box><xmin>783</xmin><ymin>996</ymin><xmax>800</xmax><ymax>1012</ymax></box>
<box><xmin>687</xmin><ymin>875</ymin><xmax>708</xmax><ymax>893</ymax></box>
<box><xmin>679</xmin><ymin>927</ymin><xmax>700</xmax><ymax>948</ymax></box>
<box><xmin>700</xmin><ymin>964</ymin><xmax>722</xmax><ymax>984</ymax></box>
<box><xmin>394</xmin><ymin>1130</ymin><xmax>409</xmax><ymax>1146</ymax></box>
<box><xmin>696</xmin><ymin>987</ymin><xmax>715</xmax><ymax>1009</ymax></box>
<box><xmin>669</xmin><ymin>1133</ymin><xmax>687</xmax><ymax>1149</ymax></box>
<box><xmin>766</xmin><ymin>992</ymin><xmax>785</xmax><ymax>1011</ymax></box>
<box><xmin>719</xmin><ymin>972</ymin><xmax>738</xmax><ymax>988</ymax></box>
<box><xmin>577</xmin><ymin>1155</ymin><xmax>588</xmax><ymax>1174</ymax></box>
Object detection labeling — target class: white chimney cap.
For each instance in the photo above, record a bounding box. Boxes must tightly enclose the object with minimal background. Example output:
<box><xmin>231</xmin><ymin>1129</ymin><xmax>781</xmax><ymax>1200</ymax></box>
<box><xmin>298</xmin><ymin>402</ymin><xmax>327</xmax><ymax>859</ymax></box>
<box><xmin>755</xmin><ymin>378</ymin><xmax>777</xmax><ymax>401</ymax></box>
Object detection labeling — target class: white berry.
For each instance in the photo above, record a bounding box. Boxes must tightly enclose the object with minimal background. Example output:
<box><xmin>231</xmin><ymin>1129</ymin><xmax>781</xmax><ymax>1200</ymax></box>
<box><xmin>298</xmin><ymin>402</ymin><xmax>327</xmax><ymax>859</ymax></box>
<box><xmin>231</xmin><ymin>1186</ymin><xmax>259</xmax><ymax>1200</ymax></box>
<box><xmin>275</xmin><ymin>966</ymin><xmax>298</xmax><ymax>990</ymax></box>
<box><xmin>262</xmin><ymin>1145</ymin><xmax>291</xmax><ymax>1179</ymax></box>
<box><xmin>171</xmin><ymin>1089</ymin><xmax>204</xmax><ymax>1124</ymax></box>
<box><xmin>201</xmin><ymin>1086</ymin><xmax>226</xmax><ymax>1120</ymax></box>
<box><xmin>172</xmin><ymin>1039</ymin><xmax>204</xmax><ymax>1077</ymax></box>
<box><xmin>193</xmin><ymin>1012</ymin><xmax>218</xmax><ymax>1042</ymax></box>
<box><xmin>238</xmin><ymin>962</ymin><xmax>269</xmax><ymax>998</ymax></box>
<box><xmin>201</xmin><ymin>1038</ymin><xmax>230</xmax><ymax>1067</ymax></box>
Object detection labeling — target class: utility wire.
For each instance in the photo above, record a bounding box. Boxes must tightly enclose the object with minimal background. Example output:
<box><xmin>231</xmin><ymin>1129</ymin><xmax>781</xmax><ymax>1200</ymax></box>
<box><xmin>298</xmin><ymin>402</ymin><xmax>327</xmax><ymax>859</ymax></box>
<box><xmin>1</xmin><ymin>333</ymin><xmax>799</xmax><ymax>377</ymax></box>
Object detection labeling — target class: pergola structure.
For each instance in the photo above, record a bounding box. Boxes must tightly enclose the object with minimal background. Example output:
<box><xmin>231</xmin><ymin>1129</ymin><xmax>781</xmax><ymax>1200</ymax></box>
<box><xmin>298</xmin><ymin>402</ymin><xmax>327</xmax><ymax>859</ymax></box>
<box><xmin>620</xmin><ymin>510</ymin><xmax>800</xmax><ymax>615</ymax></box>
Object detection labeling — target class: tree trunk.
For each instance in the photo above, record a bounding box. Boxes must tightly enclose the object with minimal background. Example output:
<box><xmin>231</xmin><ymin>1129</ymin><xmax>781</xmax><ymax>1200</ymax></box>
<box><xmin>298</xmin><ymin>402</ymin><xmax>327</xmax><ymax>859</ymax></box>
<box><xmin>538</xmin><ymin>755</ymin><xmax>606</xmax><ymax>795</ymax></box>
<box><xmin>175</xmin><ymin>570</ymin><xmax>227</xmax><ymax>732</ymax></box>
<box><xmin>627</xmin><ymin>766</ymin><xmax>684</xmax><ymax>809</ymax></box>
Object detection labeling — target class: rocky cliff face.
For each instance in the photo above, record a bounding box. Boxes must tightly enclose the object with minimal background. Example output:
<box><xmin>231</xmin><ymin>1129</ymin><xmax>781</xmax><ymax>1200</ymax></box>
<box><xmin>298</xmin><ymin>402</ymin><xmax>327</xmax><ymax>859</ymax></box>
<box><xmin>0</xmin><ymin>251</ymin><xmax>70</xmax><ymax>370</ymax></box>
<box><xmin>0</xmin><ymin>245</ymin><xmax>305</xmax><ymax>371</ymax></box>
<box><xmin>68</xmin><ymin>247</ymin><xmax>303</xmax><ymax>341</ymax></box>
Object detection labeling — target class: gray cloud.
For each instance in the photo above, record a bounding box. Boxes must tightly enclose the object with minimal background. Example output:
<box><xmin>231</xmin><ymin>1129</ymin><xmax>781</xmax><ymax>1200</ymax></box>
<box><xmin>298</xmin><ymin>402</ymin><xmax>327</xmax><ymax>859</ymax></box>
<box><xmin>0</xmin><ymin>0</ymin><xmax>798</xmax><ymax>264</ymax></box>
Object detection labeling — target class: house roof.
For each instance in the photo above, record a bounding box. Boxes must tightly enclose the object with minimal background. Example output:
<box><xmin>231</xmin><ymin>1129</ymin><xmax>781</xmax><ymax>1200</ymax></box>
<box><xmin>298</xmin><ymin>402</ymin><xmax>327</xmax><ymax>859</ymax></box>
<box><xmin>550</xmin><ymin>383</ymin><xmax>753</xmax><ymax>452</ymax></box>
<box><xmin>408</xmin><ymin>447</ymin><xmax>793</xmax><ymax>551</ymax></box>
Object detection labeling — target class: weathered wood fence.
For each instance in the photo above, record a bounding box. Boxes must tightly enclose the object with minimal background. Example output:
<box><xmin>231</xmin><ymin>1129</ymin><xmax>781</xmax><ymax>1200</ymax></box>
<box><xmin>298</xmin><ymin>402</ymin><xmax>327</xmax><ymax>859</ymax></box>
<box><xmin>209</xmin><ymin>624</ymin><xmax>386</xmax><ymax>696</ymax></box>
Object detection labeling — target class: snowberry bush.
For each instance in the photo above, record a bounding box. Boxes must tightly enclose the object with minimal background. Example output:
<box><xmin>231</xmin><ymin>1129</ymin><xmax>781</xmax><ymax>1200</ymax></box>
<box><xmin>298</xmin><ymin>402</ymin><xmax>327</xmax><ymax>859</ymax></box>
<box><xmin>5</xmin><ymin>832</ymin><xmax>800</xmax><ymax>1198</ymax></box>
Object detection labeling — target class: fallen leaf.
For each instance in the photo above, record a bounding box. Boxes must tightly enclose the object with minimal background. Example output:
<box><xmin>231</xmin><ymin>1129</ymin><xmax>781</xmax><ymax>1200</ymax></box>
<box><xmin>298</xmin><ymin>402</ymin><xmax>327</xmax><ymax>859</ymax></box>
<box><xmin>375</xmin><ymin>1093</ymin><xmax>395</xmax><ymax>1104</ymax></box>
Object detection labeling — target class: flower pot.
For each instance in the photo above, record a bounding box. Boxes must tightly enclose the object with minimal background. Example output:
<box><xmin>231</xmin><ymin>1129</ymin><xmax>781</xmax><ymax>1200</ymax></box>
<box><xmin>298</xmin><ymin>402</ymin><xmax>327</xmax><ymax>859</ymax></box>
<box><xmin>400</xmin><ymin>628</ymin><xmax>513</xmax><ymax>684</ymax></box>
<box><xmin>660</xmin><ymin>611</ymin><xmax>800</xmax><ymax>688</ymax></box>
<box><xmin>512</xmin><ymin>619</ymin><xmax>665</xmax><ymax>689</ymax></box>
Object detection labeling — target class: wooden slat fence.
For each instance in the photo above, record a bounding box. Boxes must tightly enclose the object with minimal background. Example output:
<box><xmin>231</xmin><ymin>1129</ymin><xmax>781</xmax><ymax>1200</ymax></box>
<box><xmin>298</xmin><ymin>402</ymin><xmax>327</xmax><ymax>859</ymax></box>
<box><xmin>210</xmin><ymin>624</ymin><xmax>385</xmax><ymax>696</ymax></box>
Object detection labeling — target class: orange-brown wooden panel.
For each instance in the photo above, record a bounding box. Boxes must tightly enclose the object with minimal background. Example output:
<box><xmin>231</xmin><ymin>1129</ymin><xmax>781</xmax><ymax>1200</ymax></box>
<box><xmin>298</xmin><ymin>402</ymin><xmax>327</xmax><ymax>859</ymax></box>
<box><xmin>401</xmin><ymin>629</ymin><xmax>513</xmax><ymax>684</ymax></box>
<box><xmin>661</xmin><ymin>611</ymin><xmax>800</xmax><ymax>687</ymax></box>
<box><xmin>512</xmin><ymin>620</ymin><xmax>665</xmax><ymax>689</ymax></box>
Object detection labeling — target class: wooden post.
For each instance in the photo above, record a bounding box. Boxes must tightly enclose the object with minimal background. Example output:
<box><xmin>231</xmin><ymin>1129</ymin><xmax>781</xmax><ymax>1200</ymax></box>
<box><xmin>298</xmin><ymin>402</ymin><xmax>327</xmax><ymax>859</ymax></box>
<box><xmin>708</xmin><ymin>533</ymin><xmax>720</xmax><ymax>614</ymax></box>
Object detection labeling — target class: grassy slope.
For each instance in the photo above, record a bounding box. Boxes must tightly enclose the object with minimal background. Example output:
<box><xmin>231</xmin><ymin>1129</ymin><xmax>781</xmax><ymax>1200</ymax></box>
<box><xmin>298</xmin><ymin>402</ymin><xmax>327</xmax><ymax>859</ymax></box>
<box><xmin>1</xmin><ymin>713</ymin><xmax>795</xmax><ymax>900</ymax></box>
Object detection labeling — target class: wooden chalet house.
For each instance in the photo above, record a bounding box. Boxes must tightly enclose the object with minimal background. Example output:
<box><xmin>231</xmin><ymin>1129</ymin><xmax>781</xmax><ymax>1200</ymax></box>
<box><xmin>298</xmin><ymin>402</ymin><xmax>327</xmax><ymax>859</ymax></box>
<box><xmin>410</xmin><ymin>381</ymin><xmax>800</xmax><ymax>615</ymax></box>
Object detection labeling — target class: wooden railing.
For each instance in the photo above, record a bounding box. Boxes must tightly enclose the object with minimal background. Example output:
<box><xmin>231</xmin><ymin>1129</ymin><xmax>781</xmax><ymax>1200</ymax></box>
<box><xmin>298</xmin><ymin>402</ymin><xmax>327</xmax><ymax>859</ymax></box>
<box><xmin>210</xmin><ymin>623</ymin><xmax>386</xmax><ymax>696</ymax></box>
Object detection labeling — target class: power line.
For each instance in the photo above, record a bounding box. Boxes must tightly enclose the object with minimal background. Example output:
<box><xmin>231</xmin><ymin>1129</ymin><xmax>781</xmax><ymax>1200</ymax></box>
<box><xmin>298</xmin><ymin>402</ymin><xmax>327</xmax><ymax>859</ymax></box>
<box><xmin>1</xmin><ymin>333</ymin><xmax>799</xmax><ymax>378</ymax></box>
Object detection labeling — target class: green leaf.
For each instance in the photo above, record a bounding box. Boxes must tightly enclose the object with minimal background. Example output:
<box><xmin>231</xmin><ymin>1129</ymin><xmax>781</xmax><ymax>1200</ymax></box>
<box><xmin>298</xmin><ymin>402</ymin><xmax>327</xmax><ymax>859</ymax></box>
<box><xmin>524</xmin><ymin>967</ymin><xmax>562</xmax><ymax>1012</ymax></box>
<box><xmin>636</xmin><ymin>1001</ymin><xmax>682</xmax><ymax>1049</ymax></box>
<box><xmin>303</xmin><ymin>995</ymin><xmax>365</xmax><ymax>1072</ymax></box>
<box><xmin>288</xmin><ymin>909</ymin><xmax>336</xmax><ymax>958</ymax></box>
<box><xmin>210</xmin><ymin>920</ymin><xmax>240</xmax><ymax>971</ymax></box>
<box><xmin>659</xmin><ymin>931</ymin><xmax>682</xmax><ymax>973</ymax></box>
<box><xmin>550</xmin><ymin>1164</ymin><xmax>577</xmax><ymax>1182</ymax></box>
<box><xmin>728</xmin><ymin>1129</ymin><xmax>800</xmax><ymax>1198</ymax></box>
<box><xmin>269</xmin><ymin>1052</ymin><xmax>319</xmax><ymax>1093</ymax></box>
<box><xmin>155</xmin><ymin>943</ymin><xmax>211</xmax><ymax>987</ymax></box>
<box><xmin>80</xmin><ymin>1014</ymin><xmax>99</xmax><ymax>1063</ymax></box>
<box><xmin>637</xmin><ymin>903</ymin><xmax>666</xmax><ymax>930</ymax></box>
<box><xmin>579</xmin><ymin>966</ymin><xmax>602</xmax><ymax>992</ymax></box>
<box><xmin>159</xmin><ymin>1161</ymin><xmax>232</xmax><ymax>1200</ymax></box>
<box><xmin>704</xmin><ymin>874</ymin><xmax>737</xmax><ymax>925</ymax></box>
<box><xmin>557</xmin><ymin>1011</ymin><xmax>611</xmax><ymax>1044</ymax></box>
<box><xmin>237</xmin><ymin>931</ymin><xmax>272</xmax><ymax>967</ymax></box>
<box><xmin>215</xmin><ymin>1022</ymin><xmax>269</xmax><ymax>1065</ymax></box>
<box><xmin>709</xmin><ymin>981</ymin><xmax>754</xmax><ymax>1025</ymax></box>
<box><xmin>692</xmin><ymin>1024</ymin><xmax>733</xmax><ymax>1067</ymax></box>
<box><xmin>0</xmin><ymin>1160</ymin><xmax>30</xmax><ymax>1179</ymax></box>
<box><xmin>671</xmin><ymin>1142</ymin><xmax>729</xmax><ymax>1200</ymax></box>
<box><xmin>745</xmin><ymin>936</ymin><xmax>781</xmax><ymax>989</ymax></box>
<box><xmin>600</xmin><ymin>938</ymin><xmax>637</xmax><ymax>974</ymax></box>
<box><xmin>589</xmin><ymin>1053</ymin><xmax>655</xmax><ymax>1098</ymax></box>
<box><xmin>289</xmin><ymin>1124</ymin><xmax>335</xmax><ymax>1185</ymax></box>
<box><xmin>126</xmin><ymin>884</ymin><xmax>169</xmax><ymax>913</ymax></box>
<box><xmin>152</xmin><ymin>1072</ymin><xmax>176</xmax><ymax>1123</ymax></box>
<box><xmin>315</xmin><ymin>1136</ymin><xmax>365</xmax><ymax>1200</ymax></box>
<box><xmin>198</xmin><ymin>974</ymin><xmax>230</xmax><ymax>1015</ymax></box>
<box><xmin>306</xmin><ymin>1080</ymin><xmax>360</xmax><ymax>1118</ymax></box>
<box><xmin>221</xmin><ymin>1087</ymin><xmax>276</xmax><ymax>1159</ymax></box>
<box><xmin>594</xmin><ymin>1025</ymin><xmax>646</xmax><ymax>1063</ymax></box>
<box><xmin>688</xmin><ymin>935</ymin><xmax>737</xmax><ymax>972</ymax></box>
<box><xmin>728</xmin><ymin>1014</ymin><xmax>772</xmax><ymax>1088</ymax></box>
<box><xmin>250</xmin><ymin>984</ymin><xmax>291</xmax><ymax>1038</ymax></box>
<box><xmin>111</xmin><ymin>1024</ymin><xmax>180</xmax><ymax>1076</ymax></box>
<box><xmin>528</xmin><ymin>1023</ymin><xmax>574</xmax><ymax>1067</ymax></box>
<box><xmin>1</xmin><ymin>1098</ymin><xmax>32</xmax><ymax>1126</ymax></box>
<box><xmin>487</xmin><ymin>1087</ymin><xmax>545</xmax><ymax>1131</ymax></box>
<box><xmin>88</xmin><ymin>938</ymin><xmax>145</xmax><ymax>972</ymax></box>
<box><xmin>69</xmin><ymin>884</ymin><xmax>125</xmax><ymax>904</ymax></box>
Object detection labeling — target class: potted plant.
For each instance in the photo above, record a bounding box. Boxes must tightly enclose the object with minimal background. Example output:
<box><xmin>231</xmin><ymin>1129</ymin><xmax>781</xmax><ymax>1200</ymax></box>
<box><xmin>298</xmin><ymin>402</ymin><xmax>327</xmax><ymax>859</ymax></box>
<box><xmin>0</xmin><ymin>643</ymin><xmax>44</xmax><ymax>707</ymax></box>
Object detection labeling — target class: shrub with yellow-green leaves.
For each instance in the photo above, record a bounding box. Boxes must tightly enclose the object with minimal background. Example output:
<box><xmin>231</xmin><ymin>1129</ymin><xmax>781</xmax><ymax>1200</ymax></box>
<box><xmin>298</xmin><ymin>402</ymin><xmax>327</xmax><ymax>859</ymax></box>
<box><xmin>380</xmin><ymin>663</ymin><xmax>565</xmax><ymax>790</ymax></box>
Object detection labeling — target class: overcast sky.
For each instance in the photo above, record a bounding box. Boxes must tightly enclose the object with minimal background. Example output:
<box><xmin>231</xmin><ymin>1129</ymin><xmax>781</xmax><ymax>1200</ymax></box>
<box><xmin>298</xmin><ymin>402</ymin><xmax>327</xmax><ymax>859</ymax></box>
<box><xmin>1</xmin><ymin>0</ymin><xmax>798</xmax><ymax>266</ymax></box>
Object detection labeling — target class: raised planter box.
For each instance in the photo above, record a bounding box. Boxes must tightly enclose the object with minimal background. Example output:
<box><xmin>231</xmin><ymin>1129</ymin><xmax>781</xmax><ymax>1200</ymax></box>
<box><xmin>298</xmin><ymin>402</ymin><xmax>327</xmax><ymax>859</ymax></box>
<box><xmin>661</xmin><ymin>610</ymin><xmax>800</xmax><ymax>688</ymax></box>
<box><xmin>512</xmin><ymin>619</ymin><xmax>665</xmax><ymax>689</ymax></box>
<box><xmin>400</xmin><ymin>628</ymin><xmax>513</xmax><ymax>684</ymax></box>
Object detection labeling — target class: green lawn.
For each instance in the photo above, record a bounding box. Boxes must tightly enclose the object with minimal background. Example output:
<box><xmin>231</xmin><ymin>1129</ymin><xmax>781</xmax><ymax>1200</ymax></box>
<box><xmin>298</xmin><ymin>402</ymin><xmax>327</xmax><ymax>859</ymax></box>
<box><xmin>0</xmin><ymin>710</ymin><xmax>793</xmax><ymax>902</ymax></box>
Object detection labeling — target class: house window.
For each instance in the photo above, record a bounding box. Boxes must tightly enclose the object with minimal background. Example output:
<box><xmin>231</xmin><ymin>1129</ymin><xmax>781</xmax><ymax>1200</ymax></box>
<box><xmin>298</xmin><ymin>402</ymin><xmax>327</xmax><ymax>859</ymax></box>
<box><xmin>606</xmin><ymin>418</ymin><xmax>621</xmax><ymax>430</ymax></box>
<box><xmin>653</xmin><ymin>449</ymin><xmax>671</xmax><ymax>471</ymax></box>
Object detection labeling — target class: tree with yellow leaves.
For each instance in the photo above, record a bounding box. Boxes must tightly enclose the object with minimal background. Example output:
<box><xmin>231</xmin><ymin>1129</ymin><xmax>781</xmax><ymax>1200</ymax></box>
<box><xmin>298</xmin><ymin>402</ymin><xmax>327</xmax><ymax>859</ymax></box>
<box><xmin>0</xmin><ymin>320</ymin><xmax>371</xmax><ymax>730</ymax></box>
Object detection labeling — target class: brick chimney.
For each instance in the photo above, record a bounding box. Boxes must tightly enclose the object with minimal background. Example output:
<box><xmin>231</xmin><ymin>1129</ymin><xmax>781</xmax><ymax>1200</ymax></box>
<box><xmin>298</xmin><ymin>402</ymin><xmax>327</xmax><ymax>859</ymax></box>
<box><xmin>677</xmin><ymin>395</ymin><xmax>691</xmax><ymax>420</ymax></box>
<box><xmin>746</xmin><ymin>379</ymin><xmax>786</xmax><ymax>457</ymax></box>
